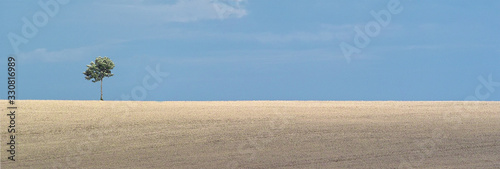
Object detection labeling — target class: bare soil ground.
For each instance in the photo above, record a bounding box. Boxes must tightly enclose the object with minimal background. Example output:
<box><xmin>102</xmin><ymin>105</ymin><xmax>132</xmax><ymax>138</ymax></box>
<box><xmin>1</xmin><ymin>100</ymin><xmax>500</xmax><ymax>168</ymax></box>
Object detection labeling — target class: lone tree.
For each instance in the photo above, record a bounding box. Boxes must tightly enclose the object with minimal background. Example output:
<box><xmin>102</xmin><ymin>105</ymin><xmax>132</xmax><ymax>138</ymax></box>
<box><xmin>83</xmin><ymin>56</ymin><xmax>115</xmax><ymax>100</ymax></box>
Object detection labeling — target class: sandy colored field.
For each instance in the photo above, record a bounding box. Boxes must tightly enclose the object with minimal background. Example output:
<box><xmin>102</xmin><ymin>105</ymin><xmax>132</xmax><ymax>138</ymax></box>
<box><xmin>1</xmin><ymin>100</ymin><xmax>500</xmax><ymax>168</ymax></box>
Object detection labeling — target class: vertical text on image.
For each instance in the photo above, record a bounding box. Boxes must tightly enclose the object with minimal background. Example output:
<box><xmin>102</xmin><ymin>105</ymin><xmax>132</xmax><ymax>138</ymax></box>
<box><xmin>7</xmin><ymin>55</ymin><xmax>17</xmax><ymax>162</ymax></box>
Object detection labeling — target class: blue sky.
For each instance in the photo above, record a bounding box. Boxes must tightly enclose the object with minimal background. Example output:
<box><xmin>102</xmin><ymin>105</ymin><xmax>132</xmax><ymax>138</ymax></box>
<box><xmin>1</xmin><ymin>0</ymin><xmax>499</xmax><ymax>101</ymax></box>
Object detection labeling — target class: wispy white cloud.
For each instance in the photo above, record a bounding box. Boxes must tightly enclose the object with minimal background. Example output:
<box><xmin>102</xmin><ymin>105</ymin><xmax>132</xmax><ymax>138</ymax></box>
<box><xmin>18</xmin><ymin>39</ymin><xmax>129</xmax><ymax>62</ymax></box>
<box><xmin>139</xmin><ymin>23</ymin><xmax>356</xmax><ymax>44</ymax></box>
<box><xmin>231</xmin><ymin>24</ymin><xmax>364</xmax><ymax>43</ymax></box>
<box><xmin>253</xmin><ymin>31</ymin><xmax>347</xmax><ymax>44</ymax></box>
<box><xmin>418</xmin><ymin>23</ymin><xmax>440</xmax><ymax>30</ymax></box>
<box><xmin>105</xmin><ymin>23</ymin><xmax>358</xmax><ymax>47</ymax></box>
<box><xmin>94</xmin><ymin>0</ymin><xmax>247</xmax><ymax>23</ymax></box>
<box><xmin>211</xmin><ymin>0</ymin><xmax>247</xmax><ymax>19</ymax></box>
<box><xmin>148</xmin><ymin>48</ymin><xmax>344</xmax><ymax>66</ymax></box>
<box><xmin>18</xmin><ymin>46</ymin><xmax>96</xmax><ymax>62</ymax></box>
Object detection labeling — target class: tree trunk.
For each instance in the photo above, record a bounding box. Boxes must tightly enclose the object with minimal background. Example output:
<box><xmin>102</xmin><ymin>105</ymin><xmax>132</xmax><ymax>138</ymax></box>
<box><xmin>100</xmin><ymin>79</ymin><xmax>103</xmax><ymax>101</ymax></box>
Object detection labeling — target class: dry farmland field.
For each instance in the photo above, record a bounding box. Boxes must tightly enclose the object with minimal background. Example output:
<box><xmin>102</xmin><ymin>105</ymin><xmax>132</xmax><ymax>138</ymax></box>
<box><xmin>1</xmin><ymin>100</ymin><xmax>500</xmax><ymax>168</ymax></box>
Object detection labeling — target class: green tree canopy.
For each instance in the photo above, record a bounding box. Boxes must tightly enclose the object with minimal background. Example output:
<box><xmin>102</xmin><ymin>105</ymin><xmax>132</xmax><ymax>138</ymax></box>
<box><xmin>83</xmin><ymin>56</ymin><xmax>115</xmax><ymax>100</ymax></box>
